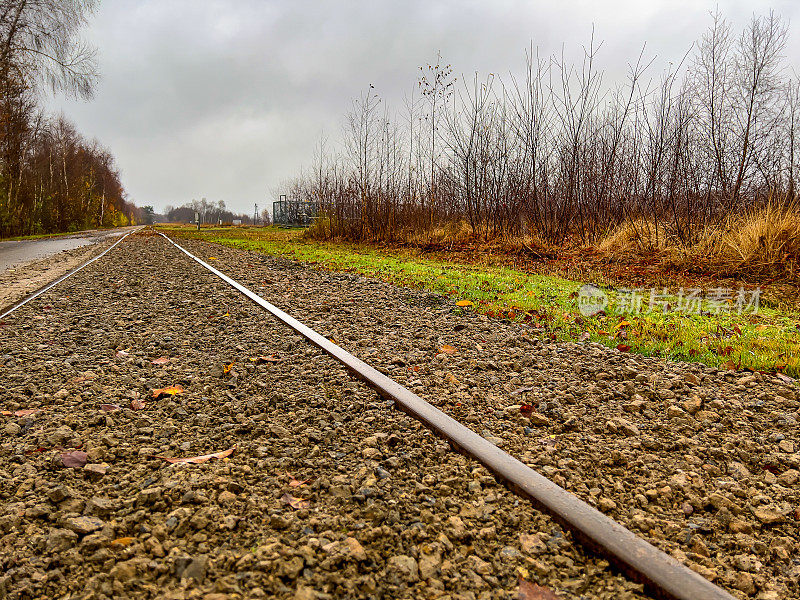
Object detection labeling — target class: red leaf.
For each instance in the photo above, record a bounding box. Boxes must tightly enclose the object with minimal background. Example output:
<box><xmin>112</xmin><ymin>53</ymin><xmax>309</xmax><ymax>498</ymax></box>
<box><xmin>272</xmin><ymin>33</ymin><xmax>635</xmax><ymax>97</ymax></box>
<box><xmin>519</xmin><ymin>577</ymin><xmax>560</xmax><ymax>600</ymax></box>
<box><xmin>251</xmin><ymin>355</ymin><xmax>280</xmax><ymax>364</ymax></box>
<box><xmin>616</xmin><ymin>344</ymin><xmax>631</xmax><ymax>352</ymax></box>
<box><xmin>287</xmin><ymin>472</ymin><xmax>309</xmax><ymax>487</ymax></box>
<box><xmin>1</xmin><ymin>408</ymin><xmax>41</xmax><ymax>417</ymax></box>
<box><xmin>281</xmin><ymin>493</ymin><xmax>310</xmax><ymax>509</ymax></box>
<box><xmin>60</xmin><ymin>451</ymin><xmax>88</xmax><ymax>468</ymax></box>
<box><xmin>157</xmin><ymin>446</ymin><xmax>236</xmax><ymax>464</ymax></box>
<box><xmin>519</xmin><ymin>404</ymin><xmax>533</xmax><ymax>415</ymax></box>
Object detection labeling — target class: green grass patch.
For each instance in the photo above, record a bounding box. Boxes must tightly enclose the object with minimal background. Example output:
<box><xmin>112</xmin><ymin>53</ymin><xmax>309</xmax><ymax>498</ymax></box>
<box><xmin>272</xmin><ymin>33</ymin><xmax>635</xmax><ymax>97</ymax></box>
<box><xmin>1</xmin><ymin>230</ymin><xmax>78</xmax><ymax>241</ymax></box>
<box><xmin>158</xmin><ymin>224</ymin><xmax>800</xmax><ymax>377</ymax></box>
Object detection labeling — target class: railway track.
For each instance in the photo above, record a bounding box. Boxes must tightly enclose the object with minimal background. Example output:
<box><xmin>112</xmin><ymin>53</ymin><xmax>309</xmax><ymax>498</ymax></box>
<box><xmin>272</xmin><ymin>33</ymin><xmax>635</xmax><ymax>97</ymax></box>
<box><xmin>0</xmin><ymin>229</ymin><xmax>794</xmax><ymax>599</ymax></box>
<box><xmin>0</xmin><ymin>229</ymin><xmax>140</xmax><ymax>320</ymax></box>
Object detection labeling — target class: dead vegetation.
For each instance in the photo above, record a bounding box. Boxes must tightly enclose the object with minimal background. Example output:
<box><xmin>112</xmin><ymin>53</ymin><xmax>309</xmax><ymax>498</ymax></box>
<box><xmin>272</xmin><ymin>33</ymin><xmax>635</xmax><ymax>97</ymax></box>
<box><xmin>294</xmin><ymin>11</ymin><xmax>800</xmax><ymax>283</ymax></box>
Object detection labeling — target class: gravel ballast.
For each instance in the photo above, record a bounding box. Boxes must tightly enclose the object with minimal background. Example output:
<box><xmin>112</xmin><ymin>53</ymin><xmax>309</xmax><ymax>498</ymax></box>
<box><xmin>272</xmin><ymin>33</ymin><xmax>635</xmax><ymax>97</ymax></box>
<box><xmin>170</xmin><ymin>234</ymin><xmax>800</xmax><ymax>600</ymax></box>
<box><xmin>1</xmin><ymin>233</ymin><xmax>651</xmax><ymax>600</ymax></box>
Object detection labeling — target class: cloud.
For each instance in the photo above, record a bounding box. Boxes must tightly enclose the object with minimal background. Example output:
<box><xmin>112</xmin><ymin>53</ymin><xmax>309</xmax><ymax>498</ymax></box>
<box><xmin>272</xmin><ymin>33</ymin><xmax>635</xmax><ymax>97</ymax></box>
<box><xmin>46</xmin><ymin>0</ymin><xmax>800</xmax><ymax>213</ymax></box>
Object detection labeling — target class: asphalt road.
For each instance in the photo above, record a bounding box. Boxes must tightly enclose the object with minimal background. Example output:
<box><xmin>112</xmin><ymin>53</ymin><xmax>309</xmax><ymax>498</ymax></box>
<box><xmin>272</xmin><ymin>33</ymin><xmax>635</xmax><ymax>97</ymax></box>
<box><xmin>0</xmin><ymin>227</ymin><xmax>136</xmax><ymax>272</ymax></box>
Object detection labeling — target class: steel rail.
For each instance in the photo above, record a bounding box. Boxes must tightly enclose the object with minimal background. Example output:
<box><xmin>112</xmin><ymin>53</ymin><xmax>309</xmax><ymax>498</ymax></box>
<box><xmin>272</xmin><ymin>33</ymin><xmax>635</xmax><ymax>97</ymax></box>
<box><xmin>157</xmin><ymin>231</ymin><xmax>735</xmax><ymax>600</ymax></box>
<box><xmin>0</xmin><ymin>229</ymin><xmax>140</xmax><ymax>320</ymax></box>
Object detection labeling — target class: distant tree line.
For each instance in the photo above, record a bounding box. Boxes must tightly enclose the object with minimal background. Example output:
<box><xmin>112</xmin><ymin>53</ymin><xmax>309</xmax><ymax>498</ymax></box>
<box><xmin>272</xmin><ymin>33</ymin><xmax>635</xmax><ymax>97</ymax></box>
<box><xmin>162</xmin><ymin>198</ymin><xmax>269</xmax><ymax>225</ymax></box>
<box><xmin>294</xmin><ymin>11</ymin><xmax>799</xmax><ymax>249</ymax></box>
<box><xmin>0</xmin><ymin>0</ymin><xmax>138</xmax><ymax>237</ymax></box>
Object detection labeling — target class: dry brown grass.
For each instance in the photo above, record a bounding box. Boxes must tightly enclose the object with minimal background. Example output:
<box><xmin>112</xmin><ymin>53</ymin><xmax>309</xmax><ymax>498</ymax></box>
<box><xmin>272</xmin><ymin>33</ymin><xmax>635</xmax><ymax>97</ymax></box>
<box><xmin>592</xmin><ymin>203</ymin><xmax>800</xmax><ymax>280</ymax></box>
<box><xmin>597</xmin><ymin>220</ymin><xmax>670</xmax><ymax>254</ymax></box>
<box><xmin>309</xmin><ymin>202</ymin><xmax>800</xmax><ymax>282</ymax></box>
<box><xmin>692</xmin><ymin>201</ymin><xmax>800</xmax><ymax>278</ymax></box>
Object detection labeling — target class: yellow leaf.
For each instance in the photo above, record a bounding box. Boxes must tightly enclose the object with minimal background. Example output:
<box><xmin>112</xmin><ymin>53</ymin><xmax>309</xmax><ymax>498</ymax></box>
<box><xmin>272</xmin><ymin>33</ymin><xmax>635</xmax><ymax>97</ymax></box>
<box><xmin>224</xmin><ymin>362</ymin><xmax>234</xmax><ymax>374</ymax></box>
<box><xmin>152</xmin><ymin>385</ymin><xmax>184</xmax><ymax>399</ymax></box>
<box><xmin>440</xmin><ymin>345</ymin><xmax>457</xmax><ymax>355</ymax></box>
<box><xmin>110</xmin><ymin>537</ymin><xmax>135</xmax><ymax>547</ymax></box>
<box><xmin>208</xmin><ymin>256</ymin><xmax>218</xmax><ymax>260</ymax></box>
<box><xmin>456</xmin><ymin>300</ymin><xmax>474</xmax><ymax>307</ymax></box>
<box><xmin>616</xmin><ymin>320</ymin><xmax>631</xmax><ymax>329</ymax></box>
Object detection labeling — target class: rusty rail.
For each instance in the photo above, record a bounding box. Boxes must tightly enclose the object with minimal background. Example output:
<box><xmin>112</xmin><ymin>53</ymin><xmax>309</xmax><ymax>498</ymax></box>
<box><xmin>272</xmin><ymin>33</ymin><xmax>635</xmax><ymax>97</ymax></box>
<box><xmin>156</xmin><ymin>231</ymin><xmax>735</xmax><ymax>600</ymax></box>
<box><xmin>0</xmin><ymin>229</ymin><xmax>140</xmax><ymax>320</ymax></box>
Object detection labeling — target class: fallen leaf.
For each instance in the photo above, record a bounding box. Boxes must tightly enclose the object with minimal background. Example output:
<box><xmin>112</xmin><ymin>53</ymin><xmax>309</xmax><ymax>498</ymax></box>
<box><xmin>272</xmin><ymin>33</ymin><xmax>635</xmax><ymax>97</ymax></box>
<box><xmin>1</xmin><ymin>408</ymin><xmax>42</xmax><ymax>417</ymax></box>
<box><xmin>721</xmin><ymin>360</ymin><xmax>737</xmax><ymax>371</ymax></box>
<box><xmin>208</xmin><ymin>256</ymin><xmax>218</xmax><ymax>260</ymax></box>
<box><xmin>110</xmin><ymin>537</ymin><xmax>135</xmax><ymax>547</ymax></box>
<box><xmin>250</xmin><ymin>355</ymin><xmax>280</xmax><ymax>364</ymax></box>
<box><xmin>100</xmin><ymin>404</ymin><xmax>121</xmax><ymax>412</ymax></box>
<box><xmin>616</xmin><ymin>344</ymin><xmax>631</xmax><ymax>352</ymax></box>
<box><xmin>224</xmin><ymin>362</ymin><xmax>235</xmax><ymax>375</ymax></box>
<box><xmin>511</xmin><ymin>386</ymin><xmax>535</xmax><ymax>395</ymax></box>
<box><xmin>157</xmin><ymin>446</ymin><xmax>236</xmax><ymax>464</ymax></box>
<box><xmin>151</xmin><ymin>357</ymin><xmax>170</xmax><ymax>365</ymax></box>
<box><xmin>519</xmin><ymin>577</ymin><xmax>560</xmax><ymax>600</ymax></box>
<box><xmin>281</xmin><ymin>493</ymin><xmax>310</xmax><ymax>510</ymax></box>
<box><xmin>152</xmin><ymin>385</ymin><xmax>184</xmax><ymax>399</ymax></box>
<box><xmin>60</xmin><ymin>451</ymin><xmax>88</xmax><ymax>468</ymax></box>
<box><xmin>519</xmin><ymin>403</ymin><xmax>533</xmax><ymax>414</ymax></box>
<box><xmin>456</xmin><ymin>300</ymin><xmax>474</xmax><ymax>307</ymax></box>
<box><xmin>287</xmin><ymin>472</ymin><xmax>309</xmax><ymax>487</ymax></box>
<box><xmin>439</xmin><ymin>345</ymin><xmax>457</xmax><ymax>355</ymax></box>
<box><xmin>130</xmin><ymin>399</ymin><xmax>146</xmax><ymax>410</ymax></box>
<box><xmin>616</xmin><ymin>320</ymin><xmax>631</xmax><ymax>328</ymax></box>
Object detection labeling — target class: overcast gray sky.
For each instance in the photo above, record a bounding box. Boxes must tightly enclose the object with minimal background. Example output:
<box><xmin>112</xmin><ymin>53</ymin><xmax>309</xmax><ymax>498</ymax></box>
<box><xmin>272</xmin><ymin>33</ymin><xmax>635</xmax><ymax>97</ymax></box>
<box><xmin>47</xmin><ymin>0</ymin><xmax>800</xmax><ymax>215</ymax></box>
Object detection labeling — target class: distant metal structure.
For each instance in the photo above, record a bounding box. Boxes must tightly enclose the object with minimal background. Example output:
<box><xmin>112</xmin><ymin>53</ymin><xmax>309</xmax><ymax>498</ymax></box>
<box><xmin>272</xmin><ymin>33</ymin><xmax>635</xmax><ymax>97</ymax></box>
<box><xmin>273</xmin><ymin>194</ymin><xmax>318</xmax><ymax>227</ymax></box>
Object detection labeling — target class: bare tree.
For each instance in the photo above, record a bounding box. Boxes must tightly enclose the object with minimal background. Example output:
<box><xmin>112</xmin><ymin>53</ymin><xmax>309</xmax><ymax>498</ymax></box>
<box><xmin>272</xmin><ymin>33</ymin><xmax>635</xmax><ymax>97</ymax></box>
<box><xmin>0</xmin><ymin>0</ymin><xmax>98</xmax><ymax>98</ymax></box>
<box><xmin>730</xmin><ymin>11</ymin><xmax>787</xmax><ymax>203</ymax></box>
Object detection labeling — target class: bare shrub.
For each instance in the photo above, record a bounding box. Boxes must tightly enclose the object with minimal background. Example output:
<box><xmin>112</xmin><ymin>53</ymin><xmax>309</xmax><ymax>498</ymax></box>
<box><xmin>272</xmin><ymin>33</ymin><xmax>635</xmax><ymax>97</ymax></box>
<box><xmin>295</xmin><ymin>12</ymin><xmax>799</xmax><ymax>278</ymax></box>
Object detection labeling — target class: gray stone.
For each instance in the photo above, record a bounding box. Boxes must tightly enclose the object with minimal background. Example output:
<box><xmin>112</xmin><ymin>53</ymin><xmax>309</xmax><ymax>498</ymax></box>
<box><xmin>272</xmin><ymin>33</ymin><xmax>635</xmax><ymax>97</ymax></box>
<box><xmin>388</xmin><ymin>555</ymin><xmax>419</xmax><ymax>582</ymax></box>
<box><xmin>182</xmin><ymin>554</ymin><xmax>208</xmax><ymax>582</ymax></box>
<box><xmin>46</xmin><ymin>528</ymin><xmax>78</xmax><ymax>552</ymax></box>
<box><xmin>4</xmin><ymin>422</ymin><xmax>21</xmax><ymax>436</ymax></box>
<box><xmin>64</xmin><ymin>516</ymin><xmax>105</xmax><ymax>536</ymax></box>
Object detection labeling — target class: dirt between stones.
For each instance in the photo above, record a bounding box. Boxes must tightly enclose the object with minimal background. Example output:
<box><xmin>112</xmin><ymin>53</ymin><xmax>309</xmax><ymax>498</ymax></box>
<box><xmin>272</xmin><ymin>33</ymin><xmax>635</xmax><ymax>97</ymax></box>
<box><xmin>0</xmin><ymin>232</ymin><xmax>795</xmax><ymax>600</ymax></box>
<box><xmin>174</xmin><ymin>235</ymin><xmax>800</xmax><ymax>600</ymax></box>
<box><xmin>0</xmin><ymin>240</ymin><xmax>116</xmax><ymax>313</ymax></box>
<box><xmin>1</xmin><ymin>235</ymin><xmax>645</xmax><ymax>600</ymax></box>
